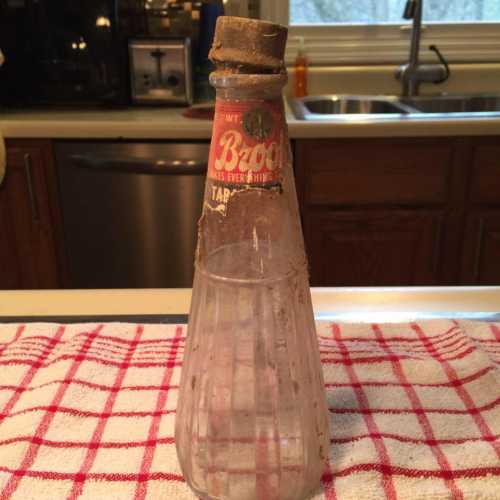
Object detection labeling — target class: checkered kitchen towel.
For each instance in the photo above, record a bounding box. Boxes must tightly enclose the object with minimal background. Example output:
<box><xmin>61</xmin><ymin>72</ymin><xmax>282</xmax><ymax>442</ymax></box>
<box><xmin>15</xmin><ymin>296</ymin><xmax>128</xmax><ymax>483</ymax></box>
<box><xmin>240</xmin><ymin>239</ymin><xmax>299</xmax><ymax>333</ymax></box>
<box><xmin>0</xmin><ymin>320</ymin><xmax>498</xmax><ymax>499</ymax></box>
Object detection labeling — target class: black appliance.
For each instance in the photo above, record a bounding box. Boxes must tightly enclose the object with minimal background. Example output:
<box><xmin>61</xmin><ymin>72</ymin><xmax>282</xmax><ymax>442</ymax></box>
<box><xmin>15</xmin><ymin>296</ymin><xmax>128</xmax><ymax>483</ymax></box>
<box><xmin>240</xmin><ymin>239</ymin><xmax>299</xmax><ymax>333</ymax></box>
<box><xmin>0</xmin><ymin>0</ymin><xmax>207</xmax><ymax>107</ymax></box>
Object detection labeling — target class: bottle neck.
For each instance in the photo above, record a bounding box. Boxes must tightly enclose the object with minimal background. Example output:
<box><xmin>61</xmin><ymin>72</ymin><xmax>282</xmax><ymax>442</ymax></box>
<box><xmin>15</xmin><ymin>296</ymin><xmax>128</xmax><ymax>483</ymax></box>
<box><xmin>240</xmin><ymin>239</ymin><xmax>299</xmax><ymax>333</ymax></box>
<box><xmin>210</xmin><ymin>72</ymin><xmax>287</xmax><ymax>102</ymax></box>
<box><xmin>205</xmin><ymin>72</ymin><xmax>289</xmax><ymax>211</ymax></box>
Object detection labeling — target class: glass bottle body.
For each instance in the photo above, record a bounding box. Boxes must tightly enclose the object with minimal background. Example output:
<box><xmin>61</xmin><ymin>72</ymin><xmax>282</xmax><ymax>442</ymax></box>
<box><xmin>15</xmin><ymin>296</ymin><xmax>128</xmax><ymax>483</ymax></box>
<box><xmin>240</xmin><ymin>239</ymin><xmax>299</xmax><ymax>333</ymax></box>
<box><xmin>175</xmin><ymin>73</ymin><xmax>330</xmax><ymax>500</ymax></box>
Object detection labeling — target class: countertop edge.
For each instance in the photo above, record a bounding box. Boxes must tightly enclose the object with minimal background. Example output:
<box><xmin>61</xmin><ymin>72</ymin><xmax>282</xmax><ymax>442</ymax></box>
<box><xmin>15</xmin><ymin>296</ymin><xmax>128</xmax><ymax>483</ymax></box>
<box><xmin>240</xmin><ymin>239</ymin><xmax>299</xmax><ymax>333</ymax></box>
<box><xmin>2</xmin><ymin>112</ymin><xmax>500</xmax><ymax>140</ymax></box>
<box><xmin>2</xmin><ymin>287</ymin><xmax>500</xmax><ymax>318</ymax></box>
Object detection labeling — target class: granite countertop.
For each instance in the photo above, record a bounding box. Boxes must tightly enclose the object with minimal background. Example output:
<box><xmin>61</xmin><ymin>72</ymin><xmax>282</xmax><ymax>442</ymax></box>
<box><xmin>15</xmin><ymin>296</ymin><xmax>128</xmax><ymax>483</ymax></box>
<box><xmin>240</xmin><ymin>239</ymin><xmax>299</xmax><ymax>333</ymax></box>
<box><xmin>2</xmin><ymin>105</ymin><xmax>500</xmax><ymax>140</ymax></box>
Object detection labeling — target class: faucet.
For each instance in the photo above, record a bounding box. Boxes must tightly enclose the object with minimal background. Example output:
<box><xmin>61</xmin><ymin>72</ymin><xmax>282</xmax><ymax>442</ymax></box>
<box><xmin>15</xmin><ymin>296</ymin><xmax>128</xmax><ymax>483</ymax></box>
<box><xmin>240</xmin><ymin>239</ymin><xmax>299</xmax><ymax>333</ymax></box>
<box><xmin>396</xmin><ymin>0</ymin><xmax>450</xmax><ymax>97</ymax></box>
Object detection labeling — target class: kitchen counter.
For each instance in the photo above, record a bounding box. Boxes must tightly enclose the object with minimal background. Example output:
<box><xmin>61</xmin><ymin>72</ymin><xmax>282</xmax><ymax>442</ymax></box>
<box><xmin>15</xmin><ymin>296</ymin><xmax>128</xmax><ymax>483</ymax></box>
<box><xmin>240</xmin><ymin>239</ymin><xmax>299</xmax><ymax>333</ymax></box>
<box><xmin>1</xmin><ymin>287</ymin><xmax>500</xmax><ymax>322</ymax></box>
<box><xmin>2</xmin><ymin>106</ymin><xmax>500</xmax><ymax>140</ymax></box>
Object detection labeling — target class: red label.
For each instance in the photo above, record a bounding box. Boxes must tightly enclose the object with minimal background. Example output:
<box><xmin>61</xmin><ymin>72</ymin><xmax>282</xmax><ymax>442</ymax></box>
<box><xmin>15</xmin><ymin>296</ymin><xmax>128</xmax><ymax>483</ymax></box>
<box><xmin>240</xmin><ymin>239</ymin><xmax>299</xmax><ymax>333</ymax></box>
<box><xmin>208</xmin><ymin>99</ymin><xmax>286</xmax><ymax>186</ymax></box>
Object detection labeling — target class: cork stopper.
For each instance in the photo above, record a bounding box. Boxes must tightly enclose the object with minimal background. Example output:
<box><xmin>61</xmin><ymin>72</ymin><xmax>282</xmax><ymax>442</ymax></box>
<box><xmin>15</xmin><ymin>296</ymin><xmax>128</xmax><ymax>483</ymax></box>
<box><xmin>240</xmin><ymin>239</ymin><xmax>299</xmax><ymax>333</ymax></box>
<box><xmin>209</xmin><ymin>16</ymin><xmax>288</xmax><ymax>73</ymax></box>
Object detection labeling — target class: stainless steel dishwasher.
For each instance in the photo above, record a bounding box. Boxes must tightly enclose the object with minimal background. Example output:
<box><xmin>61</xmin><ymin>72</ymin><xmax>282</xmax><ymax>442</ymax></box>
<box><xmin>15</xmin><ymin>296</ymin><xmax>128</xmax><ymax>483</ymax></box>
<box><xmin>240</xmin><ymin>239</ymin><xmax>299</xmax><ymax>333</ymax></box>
<box><xmin>55</xmin><ymin>141</ymin><xmax>209</xmax><ymax>288</ymax></box>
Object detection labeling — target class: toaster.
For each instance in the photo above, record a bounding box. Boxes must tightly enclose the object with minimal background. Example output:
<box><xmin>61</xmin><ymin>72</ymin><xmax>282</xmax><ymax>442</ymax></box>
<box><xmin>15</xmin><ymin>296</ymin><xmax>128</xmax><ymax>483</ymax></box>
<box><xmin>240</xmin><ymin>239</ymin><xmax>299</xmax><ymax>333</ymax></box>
<box><xmin>128</xmin><ymin>38</ymin><xmax>193</xmax><ymax>105</ymax></box>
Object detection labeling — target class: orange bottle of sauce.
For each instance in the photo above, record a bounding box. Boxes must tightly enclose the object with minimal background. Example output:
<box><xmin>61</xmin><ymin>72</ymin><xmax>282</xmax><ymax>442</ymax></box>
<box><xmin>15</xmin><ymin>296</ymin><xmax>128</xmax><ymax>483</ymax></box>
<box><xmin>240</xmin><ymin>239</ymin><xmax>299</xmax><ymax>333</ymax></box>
<box><xmin>294</xmin><ymin>36</ymin><xmax>308</xmax><ymax>98</ymax></box>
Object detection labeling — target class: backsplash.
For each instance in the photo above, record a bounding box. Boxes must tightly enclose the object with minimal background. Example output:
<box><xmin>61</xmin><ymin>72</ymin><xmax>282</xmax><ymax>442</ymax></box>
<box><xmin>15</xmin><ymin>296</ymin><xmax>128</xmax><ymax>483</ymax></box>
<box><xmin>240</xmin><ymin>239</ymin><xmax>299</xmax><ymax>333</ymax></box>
<box><xmin>223</xmin><ymin>0</ymin><xmax>260</xmax><ymax>18</ymax></box>
<box><xmin>249</xmin><ymin>0</ymin><xmax>260</xmax><ymax>18</ymax></box>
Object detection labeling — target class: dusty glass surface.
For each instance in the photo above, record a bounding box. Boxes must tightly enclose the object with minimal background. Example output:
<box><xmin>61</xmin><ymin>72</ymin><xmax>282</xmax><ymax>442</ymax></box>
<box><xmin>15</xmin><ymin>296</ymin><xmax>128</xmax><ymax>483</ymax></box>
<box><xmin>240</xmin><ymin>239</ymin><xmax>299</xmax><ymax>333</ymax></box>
<box><xmin>175</xmin><ymin>72</ymin><xmax>330</xmax><ymax>500</ymax></box>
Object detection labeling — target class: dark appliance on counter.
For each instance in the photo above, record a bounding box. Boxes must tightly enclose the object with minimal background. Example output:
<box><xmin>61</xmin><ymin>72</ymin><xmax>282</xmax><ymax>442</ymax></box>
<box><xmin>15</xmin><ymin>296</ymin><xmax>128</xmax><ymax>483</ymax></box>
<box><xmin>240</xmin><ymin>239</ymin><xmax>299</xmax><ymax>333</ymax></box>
<box><xmin>0</xmin><ymin>0</ymin><xmax>211</xmax><ymax>107</ymax></box>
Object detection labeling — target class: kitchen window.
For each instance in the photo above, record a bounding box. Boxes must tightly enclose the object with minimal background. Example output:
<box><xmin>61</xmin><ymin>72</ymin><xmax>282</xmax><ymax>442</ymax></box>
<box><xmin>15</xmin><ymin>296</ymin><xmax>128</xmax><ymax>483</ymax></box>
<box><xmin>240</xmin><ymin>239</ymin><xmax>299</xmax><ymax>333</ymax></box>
<box><xmin>261</xmin><ymin>0</ymin><xmax>500</xmax><ymax>64</ymax></box>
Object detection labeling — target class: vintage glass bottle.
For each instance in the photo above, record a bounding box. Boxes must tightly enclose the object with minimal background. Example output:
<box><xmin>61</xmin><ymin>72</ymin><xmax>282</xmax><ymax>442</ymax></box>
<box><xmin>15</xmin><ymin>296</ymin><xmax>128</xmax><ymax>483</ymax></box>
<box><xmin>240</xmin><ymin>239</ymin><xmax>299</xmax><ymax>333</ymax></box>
<box><xmin>175</xmin><ymin>16</ymin><xmax>330</xmax><ymax>500</ymax></box>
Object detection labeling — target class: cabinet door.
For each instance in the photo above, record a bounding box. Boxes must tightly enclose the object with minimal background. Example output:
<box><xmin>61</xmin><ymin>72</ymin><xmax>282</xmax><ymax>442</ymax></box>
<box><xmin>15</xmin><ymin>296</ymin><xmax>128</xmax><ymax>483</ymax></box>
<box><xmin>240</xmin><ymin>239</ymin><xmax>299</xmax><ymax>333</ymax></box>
<box><xmin>461</xmin><ymin>212</ymin><xmax>500</xmax><ymax>285</ymax></box>
<box><xmin>305</xmin><ymin>211</ymin><xmax>445</xmax><ymax>286</ymax></box>
<box><xmin>295</xmin><ymin>138</ymin><xmax>453</xmax><ymax>207</ymax></box>
<box><xmin>0</xmin><ymin>140</ymin><xmax>60</xmax><ymax>289</ymax></box>
<box><xmin>0</xmin><ymin>191</ymin><xmax>19</xmax><ymax>288</ymax></box>
<box><xmin>469</xmin><ymin>142</ymin><xmax>500</xmax><ymax>205</ymax></box>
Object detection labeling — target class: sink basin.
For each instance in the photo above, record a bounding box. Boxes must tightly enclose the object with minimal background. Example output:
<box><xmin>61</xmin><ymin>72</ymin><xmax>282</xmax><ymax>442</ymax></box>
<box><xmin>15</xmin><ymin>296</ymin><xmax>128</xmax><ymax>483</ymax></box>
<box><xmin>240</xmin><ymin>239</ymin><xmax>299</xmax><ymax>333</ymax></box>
<box><xmin>402</xmin><ymin>94</ymin><xmax>500</xmax><ymax>114</ymax></box>
<box><xmin>290</xmin><ymin>95</ymin><xmax>412</xmax><ymax>120</ymax></box>
<box><xmin>290</xmin><ymin>93</ymin><xmax>500</xmax><ymax>120</ymax></box>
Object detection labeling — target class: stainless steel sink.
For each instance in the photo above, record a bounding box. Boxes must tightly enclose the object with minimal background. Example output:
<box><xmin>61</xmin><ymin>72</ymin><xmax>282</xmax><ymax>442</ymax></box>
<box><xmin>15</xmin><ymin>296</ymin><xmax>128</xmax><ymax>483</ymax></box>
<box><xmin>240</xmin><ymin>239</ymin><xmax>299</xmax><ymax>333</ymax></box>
<box><xmin>290</xmin><ymin>95</ymin><xmax>413</xmax><ymax>120</ymax></box>
<box><xmin>402</xmin><ymin>94</ymin><xmax>500</xmax><ymax>114</ymax></box>
<box><xmin>290</xmin><ymin>93</ymin><xmax>500</xmax><ymax>120</ymax></box>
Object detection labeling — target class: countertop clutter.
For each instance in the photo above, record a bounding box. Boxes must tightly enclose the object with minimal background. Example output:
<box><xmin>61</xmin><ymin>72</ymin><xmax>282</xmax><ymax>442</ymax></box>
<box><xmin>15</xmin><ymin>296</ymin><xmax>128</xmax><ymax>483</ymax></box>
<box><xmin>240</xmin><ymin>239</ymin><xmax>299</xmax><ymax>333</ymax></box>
<box><xmin>1</xmin><ymin>103</ymin><xmax>500</xmax><ymax>140</ymax></box>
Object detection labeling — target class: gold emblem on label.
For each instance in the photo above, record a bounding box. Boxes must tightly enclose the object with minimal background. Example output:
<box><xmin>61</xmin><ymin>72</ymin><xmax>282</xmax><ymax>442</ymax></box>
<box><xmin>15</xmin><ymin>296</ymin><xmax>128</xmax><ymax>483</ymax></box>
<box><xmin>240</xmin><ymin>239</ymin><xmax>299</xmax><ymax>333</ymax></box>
<box><xmin>242</xmin><ymin>108</ymin><xmax>274</xmax><ymax>141</ymax></box>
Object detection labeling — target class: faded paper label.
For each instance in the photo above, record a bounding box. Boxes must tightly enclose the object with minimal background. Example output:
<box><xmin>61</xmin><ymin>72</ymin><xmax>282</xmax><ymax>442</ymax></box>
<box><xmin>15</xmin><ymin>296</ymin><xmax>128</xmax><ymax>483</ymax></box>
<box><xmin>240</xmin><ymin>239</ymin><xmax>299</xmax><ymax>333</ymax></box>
<box><xmin>207</xmin><ymin>99</ymin><xmax>286</xmax><ymax>187</ymax></box>
<box><xmin>206</xmin><ymin>98</ymin><xmax>287</xmax><ymax>213</ymax></box>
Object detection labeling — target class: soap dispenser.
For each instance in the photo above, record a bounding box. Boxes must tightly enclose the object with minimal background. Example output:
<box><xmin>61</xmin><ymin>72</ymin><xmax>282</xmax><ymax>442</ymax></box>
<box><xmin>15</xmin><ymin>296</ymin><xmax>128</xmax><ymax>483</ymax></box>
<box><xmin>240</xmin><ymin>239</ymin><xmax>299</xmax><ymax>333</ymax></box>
<box><xmin>294</xmin><ymin>36</ymin><xmax>308</xmax><ymax>98</ymax></box>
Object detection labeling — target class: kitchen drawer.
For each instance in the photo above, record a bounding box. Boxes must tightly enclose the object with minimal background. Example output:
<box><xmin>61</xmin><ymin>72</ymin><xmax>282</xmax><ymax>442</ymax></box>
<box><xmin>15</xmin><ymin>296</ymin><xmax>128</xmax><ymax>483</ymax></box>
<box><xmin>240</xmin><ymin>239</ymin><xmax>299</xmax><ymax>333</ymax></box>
<box><xmin>297</xmin><ymin>139</ymin><xmax>452</xmax><ymax>207</ymax></box>
<box><xmin>470</xmin><ymin>144</ymin><xmax>500</xmax><ymax>204</ymax></box>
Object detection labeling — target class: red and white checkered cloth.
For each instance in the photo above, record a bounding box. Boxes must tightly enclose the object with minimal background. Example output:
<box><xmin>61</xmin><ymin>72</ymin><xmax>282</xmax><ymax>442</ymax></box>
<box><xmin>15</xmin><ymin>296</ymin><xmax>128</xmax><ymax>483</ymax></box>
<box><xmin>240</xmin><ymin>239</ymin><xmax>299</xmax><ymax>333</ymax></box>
<box><xmin>0</xmin><ymin>320</ymin><xmax>498</xmax><ymax>499</ymax></box>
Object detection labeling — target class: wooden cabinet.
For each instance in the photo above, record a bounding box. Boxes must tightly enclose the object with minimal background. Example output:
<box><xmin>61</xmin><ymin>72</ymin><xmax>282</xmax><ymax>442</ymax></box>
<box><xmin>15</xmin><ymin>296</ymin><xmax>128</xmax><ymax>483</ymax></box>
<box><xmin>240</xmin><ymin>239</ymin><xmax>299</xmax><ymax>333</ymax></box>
<box><xmin>305</xmin><ymin>211</ymin><xmax>445</xmax><ymax>286</ymax></box>
<box><xmin>469</xmin><ymin>142</ymin><xmax>500</xmax><ymax>205</ymax></box>
<box><xmin>460</xmin><ymin>137</ymin><xmax>500</xmax><ymax>284</ymax></box>
<box><xmin>1</xmin><ymin>134</ymin><xmax>499</xmax><ymax>289</ymax></box>
<box><xmin>296</xmin><ymin>138</ymin><xmax>464</xmax><ymax>287</ymax></box>
<box><xmin>302</xmin><ymin>138</ymin><xmax>453</xmax><ymax>207</ymax></box>
<box><xmin>0</xmin><ymin>140</ymin><xmax>62</xmax><ymax>289</ymax></box>
<box><xmin>461</xmin><ymin>212</ymin><xmax>500</xmax><ymax>285</ymax></box>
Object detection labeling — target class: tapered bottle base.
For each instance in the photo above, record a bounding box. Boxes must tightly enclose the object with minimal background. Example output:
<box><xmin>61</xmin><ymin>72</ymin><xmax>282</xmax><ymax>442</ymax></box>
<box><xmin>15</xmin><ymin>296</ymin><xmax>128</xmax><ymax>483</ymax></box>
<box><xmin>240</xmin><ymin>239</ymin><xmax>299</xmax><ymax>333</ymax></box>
<box><xmin>188</xmin><ymin>476</ymin><xmax>324</xmax><ymax>500</ymax></box>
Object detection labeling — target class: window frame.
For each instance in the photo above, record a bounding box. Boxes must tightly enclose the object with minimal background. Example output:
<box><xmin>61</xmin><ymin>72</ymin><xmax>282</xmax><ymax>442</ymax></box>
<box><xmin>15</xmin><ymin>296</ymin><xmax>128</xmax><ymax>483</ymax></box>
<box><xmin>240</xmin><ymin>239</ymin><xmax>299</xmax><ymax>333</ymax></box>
<box><xmin>261</xmin><ymin>0</ymin><xmax>500</xmax><ymax>65</ymax></box>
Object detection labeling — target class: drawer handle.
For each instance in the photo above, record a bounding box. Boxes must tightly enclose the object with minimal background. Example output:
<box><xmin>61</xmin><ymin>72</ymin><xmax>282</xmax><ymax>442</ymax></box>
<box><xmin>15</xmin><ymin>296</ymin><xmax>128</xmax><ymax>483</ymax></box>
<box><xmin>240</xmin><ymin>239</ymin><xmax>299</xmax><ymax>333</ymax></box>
<box><xmin>23</xmin><ymin>153</ymin><xmax>40</xmax><ymax>224</ymax></box>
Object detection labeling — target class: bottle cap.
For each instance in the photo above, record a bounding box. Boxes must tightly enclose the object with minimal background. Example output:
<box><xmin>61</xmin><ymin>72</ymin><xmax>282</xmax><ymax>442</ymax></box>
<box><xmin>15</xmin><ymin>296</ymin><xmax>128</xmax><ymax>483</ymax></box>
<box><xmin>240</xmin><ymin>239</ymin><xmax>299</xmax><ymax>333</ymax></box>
<box><xmin>209</xmin><ymin>16</ymin><xmax>288</xmax><ymax>72</ymax></box>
